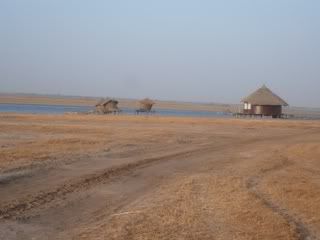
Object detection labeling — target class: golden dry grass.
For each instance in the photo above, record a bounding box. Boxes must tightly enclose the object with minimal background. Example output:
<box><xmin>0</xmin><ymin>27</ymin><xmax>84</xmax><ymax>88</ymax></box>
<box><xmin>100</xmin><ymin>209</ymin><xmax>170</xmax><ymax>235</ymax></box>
<box><xmin>0</xmin><ymin>113</ymin><xmax>320</xmax><ymax>240</ymax></box>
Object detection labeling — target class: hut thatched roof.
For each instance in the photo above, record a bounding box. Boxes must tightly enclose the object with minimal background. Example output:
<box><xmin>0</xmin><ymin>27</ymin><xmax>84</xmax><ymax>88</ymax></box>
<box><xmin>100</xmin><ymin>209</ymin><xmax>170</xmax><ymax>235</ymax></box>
<box><xmin>95</xmin><ymin>98</ymin><xmax>105</xmax><ymax>107</ymax></box>
<box><xmin>242</xmin><ymin>85</ymin><xmax>288</xmax><ymax>106</ymax></box>
<box><xmin>95</xmin><ymin>98</ymin><xmax>118</xmax><ymax>107</ymax></box>
<box><xmin>139</xmin><ymin>98</ymin><xmax>155</xmax><ymax>105</ymax></box>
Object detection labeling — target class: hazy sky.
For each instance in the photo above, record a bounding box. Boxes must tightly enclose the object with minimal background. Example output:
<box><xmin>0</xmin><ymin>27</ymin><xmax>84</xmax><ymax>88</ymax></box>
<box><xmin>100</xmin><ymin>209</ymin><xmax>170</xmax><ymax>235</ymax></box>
<box><xmin>1</xmin><ymin>1</ymin><xmax>320</xmax><ymax>107</ymax></box>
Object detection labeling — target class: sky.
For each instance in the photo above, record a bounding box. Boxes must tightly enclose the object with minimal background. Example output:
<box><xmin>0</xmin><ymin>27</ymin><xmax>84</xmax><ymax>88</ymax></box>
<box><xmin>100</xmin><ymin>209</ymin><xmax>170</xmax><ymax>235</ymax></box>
<box><xmin>0</xmin><ymin>0</ymin><xmax>320</xmax><ymax>107</ymax></box>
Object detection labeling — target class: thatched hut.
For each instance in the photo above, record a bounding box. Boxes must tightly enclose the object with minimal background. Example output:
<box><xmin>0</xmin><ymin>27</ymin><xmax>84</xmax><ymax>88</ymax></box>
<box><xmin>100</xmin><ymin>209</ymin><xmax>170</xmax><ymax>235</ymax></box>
<box><xmin>95</xmin><ymin>98</ymin><xmax>119</xmax><ymax>114</ymax></box>
<box><xmin>136</xmin><ymin>98</ymin><xmax>155</xmax><ymax>114</ymax></box>
<box><xmin>241</xmin><ymin>85</ymin><xmax>288</xmax><ymax>118</ymax></box>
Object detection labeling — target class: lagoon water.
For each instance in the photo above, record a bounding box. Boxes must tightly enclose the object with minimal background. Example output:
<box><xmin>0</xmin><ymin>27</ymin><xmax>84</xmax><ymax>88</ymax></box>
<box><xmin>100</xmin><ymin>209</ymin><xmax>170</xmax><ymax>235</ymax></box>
<box><xmin>0</xmin><ymin>103</ymin><xmax>232</xmax><ymax>118</ymax></box>
<box><xmin>0</xmin><ymin>103</ymin><xmax>91</xmax><ymax>114</ymax></box>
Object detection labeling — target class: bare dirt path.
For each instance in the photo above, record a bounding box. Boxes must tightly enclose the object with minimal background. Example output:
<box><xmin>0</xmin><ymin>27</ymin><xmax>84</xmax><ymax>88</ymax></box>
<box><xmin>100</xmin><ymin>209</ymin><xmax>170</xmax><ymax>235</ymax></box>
<box><xmin>246</xmin><ymin>156</ymin><xmax>313</xmax><ymax>240</ymax></box>
<box><xmin>0</xmin><ymin>114</ymin><xmax>319</xmax><ymax>240</ymax></box>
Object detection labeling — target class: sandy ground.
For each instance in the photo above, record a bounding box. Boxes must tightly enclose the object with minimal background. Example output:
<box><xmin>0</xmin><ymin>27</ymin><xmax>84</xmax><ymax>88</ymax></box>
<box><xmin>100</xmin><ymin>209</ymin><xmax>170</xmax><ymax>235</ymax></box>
<box><xmin>0</xmin><ymin>114</ymin><xmax>320</xmax><ymax>240</ymax></box>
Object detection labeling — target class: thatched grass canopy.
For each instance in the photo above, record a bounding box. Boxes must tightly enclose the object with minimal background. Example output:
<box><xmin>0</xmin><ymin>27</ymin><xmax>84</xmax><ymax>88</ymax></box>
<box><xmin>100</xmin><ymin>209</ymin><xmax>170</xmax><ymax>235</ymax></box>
<box><xmin>95</xmin><ymin>98</ymin><xmax>106</xmax><ymax>107</ymax></box>
<box><xmin>242</xmin><ymin>85</ymin><xmax>288</xmax><ymax>106</ymax></box>
<box><xmin>95</xmin><ymin>98</ymin><xmax>119</xmax><ymax>114</ymax></box>
<box><xmin>138</xmin><ymin>98</ymin><xmax>155</xmax><ymax>112</ymax></box>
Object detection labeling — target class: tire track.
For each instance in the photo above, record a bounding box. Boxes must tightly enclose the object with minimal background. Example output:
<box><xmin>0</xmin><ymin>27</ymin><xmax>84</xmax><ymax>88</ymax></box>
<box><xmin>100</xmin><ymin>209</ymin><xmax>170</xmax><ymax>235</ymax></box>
<box><xmin>0</xmin><ymin>135</ymin><xmax>299</xmax><ymax>220</ymax></box>
<box><xmin>0</xmin><ymin>143</ymin><xmax>219</xmax><ymax>220</ymax></box>
<box><xmin>2</xmin><ymin>136</ymin><xmax>260</xmax><ymax>220</ymax></box>
<box><xmin>246</xmin><ymin>155</ymin><xmax>316</xmax><ymax>240</ymax></box>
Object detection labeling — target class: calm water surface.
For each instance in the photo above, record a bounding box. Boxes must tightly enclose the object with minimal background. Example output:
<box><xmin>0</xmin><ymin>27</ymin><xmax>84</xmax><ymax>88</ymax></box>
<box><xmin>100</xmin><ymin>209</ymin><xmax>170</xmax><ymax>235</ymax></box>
<box><xmin>0</xmin><ymin>103</ymin><xmax>232</xmax><ymax>118</ymax></box>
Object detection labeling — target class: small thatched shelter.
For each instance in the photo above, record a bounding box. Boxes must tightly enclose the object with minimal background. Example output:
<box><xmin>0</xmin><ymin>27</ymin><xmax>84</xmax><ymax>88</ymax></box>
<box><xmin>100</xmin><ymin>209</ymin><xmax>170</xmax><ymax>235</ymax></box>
<box><xmin>241</xmin><ymin>85</ymin><xmax>288</xmax><ymax>118</ymax></box>
<box><xmin>95</xmin><ymin>98</ymin><xmax>119</xmax><ymax>114</ymax></box>
<box><xmin>136</xmin><ymin>98</ymin><xmax>155</xmax><ymax>114</ymax></box>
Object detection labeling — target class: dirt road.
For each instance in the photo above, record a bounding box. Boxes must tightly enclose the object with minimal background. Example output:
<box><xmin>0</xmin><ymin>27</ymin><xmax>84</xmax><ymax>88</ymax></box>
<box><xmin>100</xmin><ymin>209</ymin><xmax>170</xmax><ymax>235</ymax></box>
<box><xmin>0</xmin><ymin>114</ymin><xmax>319</xmax><ymax>239</ymax></box>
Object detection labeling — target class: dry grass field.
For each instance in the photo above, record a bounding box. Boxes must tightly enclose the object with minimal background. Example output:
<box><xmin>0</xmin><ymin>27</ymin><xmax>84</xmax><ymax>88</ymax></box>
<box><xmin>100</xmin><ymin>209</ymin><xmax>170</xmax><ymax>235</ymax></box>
<box><xmin>0</xmin><ymin>114</ymin><xmax>320</xmax><ymax>239</ymax></box>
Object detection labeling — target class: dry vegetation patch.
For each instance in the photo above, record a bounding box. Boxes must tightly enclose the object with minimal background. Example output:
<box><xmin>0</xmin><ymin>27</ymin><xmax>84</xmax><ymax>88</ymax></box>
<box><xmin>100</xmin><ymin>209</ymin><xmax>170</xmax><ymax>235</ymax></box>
<box><xmin>258</xmin><ymin>142</ymin><xmax>320</xmax><ymax>238</ymax></box>
<box><xmin>1</xmin><ymin>113</ymin><xmax>320</xmax><ymax>240</ymax></box>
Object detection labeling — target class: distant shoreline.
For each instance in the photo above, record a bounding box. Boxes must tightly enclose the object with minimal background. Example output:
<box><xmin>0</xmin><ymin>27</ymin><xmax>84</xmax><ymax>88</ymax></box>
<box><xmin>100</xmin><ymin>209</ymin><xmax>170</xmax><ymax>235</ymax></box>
<box><xmin>0</xmin><ymin>93</ymin><xmax>235</xmax><ymax>113</ymax></box>
<box><xmin>0</xmin><ymin>93</ymin><xmax>320</xmax><ymax>119</ymax></box>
